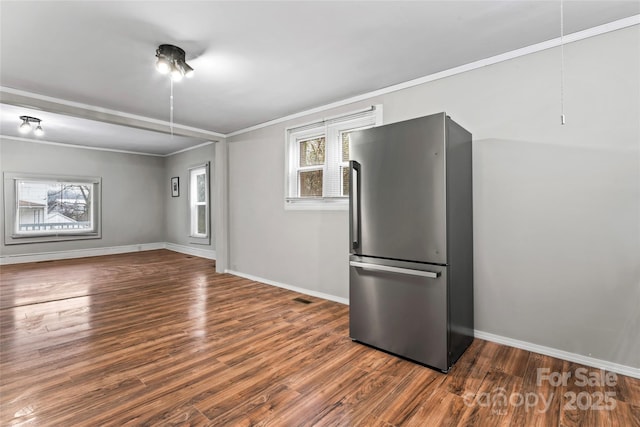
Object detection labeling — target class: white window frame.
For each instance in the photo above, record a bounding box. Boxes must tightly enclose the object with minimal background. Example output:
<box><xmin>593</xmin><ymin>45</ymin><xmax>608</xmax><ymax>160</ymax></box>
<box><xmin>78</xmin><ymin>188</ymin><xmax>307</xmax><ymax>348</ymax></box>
<box><xmin>3</xmin><ymin>172</ymin><xmax>102</xmax><ymax>245</ymax></box>
<box><xmin>291</xmin><ymin>129</ymin><xmax>326</xmax><ymax>198</ymax></box>
<box><xmin>188</xmin><ymin>163</ymin><xmax>210</xmax><ymax>243</ymax></box>
<box><xmin>284</xmin><ymin>105</ymin><xmax>382</xmax><ymax>210</ymax></box>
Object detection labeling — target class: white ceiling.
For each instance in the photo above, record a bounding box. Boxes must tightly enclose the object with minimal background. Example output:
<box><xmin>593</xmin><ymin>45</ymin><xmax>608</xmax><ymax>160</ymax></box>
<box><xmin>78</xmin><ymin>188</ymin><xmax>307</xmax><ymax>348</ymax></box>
<box><xmin>1</xmin><ymin>1</ymin><xmax>638</xmax><ymax>155</ymax></box>
<box><xmin>0</xmin><ymin>103</ymin><xmax>205</xmax><ymax>156</ymax></box>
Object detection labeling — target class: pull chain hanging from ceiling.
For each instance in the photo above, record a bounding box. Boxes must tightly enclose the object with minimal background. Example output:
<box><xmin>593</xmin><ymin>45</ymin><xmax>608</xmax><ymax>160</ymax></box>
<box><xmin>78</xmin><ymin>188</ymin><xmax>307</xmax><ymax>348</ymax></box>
<box><xmin>170</xmin><ymin>79</ymin><xmax>174</xmax><ymax>137</ymax></box>
<box><xmin>560</xmin><ymin>0</ymin><xmax>566</xmax><ymax>125</ymax></box>
<box><xmin>154</xmin><ymin>44</ymin><xmax>195</xmax><ymax>137</ymax></box>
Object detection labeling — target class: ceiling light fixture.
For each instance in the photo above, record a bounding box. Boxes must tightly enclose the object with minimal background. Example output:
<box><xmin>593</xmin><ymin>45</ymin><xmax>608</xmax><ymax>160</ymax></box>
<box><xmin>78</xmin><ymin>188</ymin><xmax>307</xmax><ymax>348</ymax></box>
<box><xmin>154</xmin><ymin>44</ymin><xmax>195</xmax><ymax>137</ymax></box>
<box><xmin>18</xmin><ymin>116</ymin><xmax>44</xmax><ymax>136</ymax></box>
<box><xmin>155</xmin><ymin>44</ymin><xmax>194</xmax><ymax>81</ymax></box>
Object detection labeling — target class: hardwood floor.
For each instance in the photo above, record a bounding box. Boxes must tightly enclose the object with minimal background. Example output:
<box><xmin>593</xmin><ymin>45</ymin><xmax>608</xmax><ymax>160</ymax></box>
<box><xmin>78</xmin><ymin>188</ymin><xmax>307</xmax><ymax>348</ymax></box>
<box><xmin>1</xmin><ymin>250</ymin><xmax>638</xmax><ymax>426</ymax></box>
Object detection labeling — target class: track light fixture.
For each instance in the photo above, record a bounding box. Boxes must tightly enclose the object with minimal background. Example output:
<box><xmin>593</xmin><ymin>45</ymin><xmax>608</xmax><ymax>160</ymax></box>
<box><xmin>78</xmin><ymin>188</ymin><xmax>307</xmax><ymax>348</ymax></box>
<box><xmin>18</xmin><ymin>116</ymin><xmax>44</xmax><ymax>136</ymax></box>
<box><xmin>155</xmin><ymin>44</ymin><xmax>194</xmax><ymax>81</ymax></box>
<box><xmin>155</xmin><ymin>44</ymin><xmax>194</xmax><ymax>136</ymax></box>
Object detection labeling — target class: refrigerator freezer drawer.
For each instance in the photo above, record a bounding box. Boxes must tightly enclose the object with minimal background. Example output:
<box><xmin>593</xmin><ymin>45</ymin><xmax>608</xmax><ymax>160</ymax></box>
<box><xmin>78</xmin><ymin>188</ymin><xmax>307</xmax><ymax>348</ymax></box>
<box><xmin>349</xmin><ymin>262</ymin><xmax>448</xmax><ymax>371</ymax></box>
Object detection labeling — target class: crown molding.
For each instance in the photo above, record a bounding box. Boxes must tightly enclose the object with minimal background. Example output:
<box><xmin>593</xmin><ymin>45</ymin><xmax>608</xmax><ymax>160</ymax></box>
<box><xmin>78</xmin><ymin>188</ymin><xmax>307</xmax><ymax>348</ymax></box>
<box><xmin>226</xmin><ymin>15</ymin><xmax>640</xmax><ymax>138</ymax></box>
<box><xmin>2</xmin><ymin>15</ymin><xmax>637</xmax><ymax>142</ymax></box>
<box><xmin>0</xmin><ymin>86</ymin><xmax>224</xmax><ymax>140</ymax></box>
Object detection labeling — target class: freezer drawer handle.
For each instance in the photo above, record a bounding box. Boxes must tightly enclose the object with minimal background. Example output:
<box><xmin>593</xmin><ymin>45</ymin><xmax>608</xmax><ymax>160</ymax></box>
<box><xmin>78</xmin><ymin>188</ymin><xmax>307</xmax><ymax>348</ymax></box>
<box><xmin>350</xmin><ymin>261</ymin><xmax>440</xmax><ymax>279</ymax></box>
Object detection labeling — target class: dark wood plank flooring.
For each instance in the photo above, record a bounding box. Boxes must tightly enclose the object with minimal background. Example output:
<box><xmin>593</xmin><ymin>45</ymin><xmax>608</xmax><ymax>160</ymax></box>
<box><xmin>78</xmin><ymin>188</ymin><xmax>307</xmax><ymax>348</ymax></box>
<box><xmin>1</xmin><ymin>250</ymin><xmax>638</xmax><ymax>426</ymax></box>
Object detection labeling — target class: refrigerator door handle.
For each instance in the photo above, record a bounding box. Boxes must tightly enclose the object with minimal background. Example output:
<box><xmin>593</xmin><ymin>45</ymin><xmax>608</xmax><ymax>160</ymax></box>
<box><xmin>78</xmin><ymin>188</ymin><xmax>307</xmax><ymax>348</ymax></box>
<box><xmin>350</xmin><ymin>160</ymin><xmax>361</xmax><ymax>250</ymax></box>
<box><xmin>350</xmin><ymin>261</ymin><xmax>441</xmax><ymax>279</ymax></box>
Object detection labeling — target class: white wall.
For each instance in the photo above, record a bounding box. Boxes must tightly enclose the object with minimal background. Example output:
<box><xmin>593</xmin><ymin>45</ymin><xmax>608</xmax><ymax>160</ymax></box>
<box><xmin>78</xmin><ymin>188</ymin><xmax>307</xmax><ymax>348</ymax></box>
<box><xmin>227</xmin><ymin>26</ymin><xmax>640</xmax><ymax>368</ymax></box>
<box><xmin>0</xmin><ymin>138</ymin><xmax>166</xmax><ymax>256</ymax></box>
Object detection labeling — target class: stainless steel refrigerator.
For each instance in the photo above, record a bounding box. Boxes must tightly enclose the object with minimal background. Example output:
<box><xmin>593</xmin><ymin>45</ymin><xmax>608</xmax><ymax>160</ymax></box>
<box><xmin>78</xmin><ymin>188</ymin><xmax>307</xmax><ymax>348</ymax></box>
<box><xmin>348</xmin><ymin>112</ymin><xmax>473</xmax><ymax>373</ymax></box>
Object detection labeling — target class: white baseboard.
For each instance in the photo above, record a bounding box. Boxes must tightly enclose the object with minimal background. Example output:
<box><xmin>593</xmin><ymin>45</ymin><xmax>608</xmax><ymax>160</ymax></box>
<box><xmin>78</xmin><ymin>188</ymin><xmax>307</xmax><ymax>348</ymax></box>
<box><xmin>224</xmin><ymin>270</ymin><xmax>639</xmax><ymax>379</ymax></box>
<box><xmin>225</xmin><ymin>269</ymin><xmax>349</xmax><ymax>305</ymax></box>
<box><xmin>474</xmin><ymin>330</ymin><xmax>640</xmax><ymax>379</ymax></box>
<box><xmin>0</xmin><ymin>242</ymin><xmax>165</xmax><ymax>265</ymax></box>
<box><xmin>164</xmin><ymin>243</ymin><xmax>216</xmax><ymax>260</ymax></box>
<box><xmin>0</xmin><ymin>241</ymin><xmax>217</xmax><ymax>265</ymax></box>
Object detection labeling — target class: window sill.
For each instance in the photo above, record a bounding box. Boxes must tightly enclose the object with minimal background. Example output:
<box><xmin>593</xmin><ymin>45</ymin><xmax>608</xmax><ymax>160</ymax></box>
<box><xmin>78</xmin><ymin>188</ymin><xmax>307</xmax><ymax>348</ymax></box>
<box><xmin>5</xmin><ymin>233</ymin><xmax>101</xmax><ymax>245</ymax></box>
<box><xmin>284</xmin><ymin>197</ymin><xmax>348</xmax><ymax>211</ymax></box>
<box><xmin>189</xmin><ymin>235</ymin><xmax>211</xmax><ymax>245</ymax></box>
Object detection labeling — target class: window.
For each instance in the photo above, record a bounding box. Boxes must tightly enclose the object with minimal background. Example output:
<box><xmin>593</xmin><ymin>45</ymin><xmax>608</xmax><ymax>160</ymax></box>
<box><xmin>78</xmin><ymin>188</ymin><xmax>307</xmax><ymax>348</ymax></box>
<box><xmin>189</xmin><ymin>163</ymin><xmax>209</xmax><ymax>240</ymax></box>
<box><xmin>298</xmin><ymin>136</ymin><xmax>325</xmax><ymax>197</ymax></box>
<box><xmin>4</xmin><ymin>173</ymin><xmax>101</xmax><ymax>245</ymax></box>
<box><xmin>285</xmin><ymin>105</ymin><xmax>382</xmax><ymax>209</ymax></box>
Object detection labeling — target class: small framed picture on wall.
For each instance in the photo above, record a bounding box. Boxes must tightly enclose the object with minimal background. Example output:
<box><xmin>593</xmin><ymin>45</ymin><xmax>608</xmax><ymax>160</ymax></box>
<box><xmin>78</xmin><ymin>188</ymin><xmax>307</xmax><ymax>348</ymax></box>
<box><xmin>171</xmin><ymin>177</ymin><xmax>179</xmax><ymax>197</ymax></box>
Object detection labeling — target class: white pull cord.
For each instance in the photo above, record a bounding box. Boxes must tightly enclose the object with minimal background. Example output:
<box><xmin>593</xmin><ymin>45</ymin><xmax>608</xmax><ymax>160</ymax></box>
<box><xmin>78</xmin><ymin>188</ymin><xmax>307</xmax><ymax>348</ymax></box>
<box><xmin>560</xmin><ymin>0</ymin><xmax>566</xmax><ymax>125</ymax></box>
<box><xmin>170</xmin><ymin>78</ymin><xmax>174</xmax><ymax>137</ymax></box>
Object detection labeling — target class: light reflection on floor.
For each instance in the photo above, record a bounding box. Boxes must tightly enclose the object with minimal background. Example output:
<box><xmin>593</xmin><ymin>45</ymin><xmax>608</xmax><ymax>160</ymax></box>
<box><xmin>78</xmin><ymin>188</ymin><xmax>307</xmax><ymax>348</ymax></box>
<box><xmin>188</xmin><ymin>275</ymin><xmax>208</xmax><ymax>337</ymax></box>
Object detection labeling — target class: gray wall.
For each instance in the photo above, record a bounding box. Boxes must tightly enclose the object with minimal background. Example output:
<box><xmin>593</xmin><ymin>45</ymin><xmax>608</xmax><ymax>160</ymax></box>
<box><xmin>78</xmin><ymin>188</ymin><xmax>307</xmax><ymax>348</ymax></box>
<box><xmin>0</xmin><ymin>138</ymin><xmax>166</xmax><ymax>255</ymax></box>
<box><xmin>0</xmin><ymin>137</ymin><xmax>218</xmax><ymax>257</ymax></box>
<box><xmin>164</xmin><ymin>143</ymin><xmax>216</xmax><ymax>252</ymax></box>
<box><xmin>227</xmin><ymin>124</ymin><xmax>352</xmax><ymax>297</ymax></box>
<box><xmin>227</xmin><ymin>26</ymin><xmax>639</xmax><ymax>368</ymax></box>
